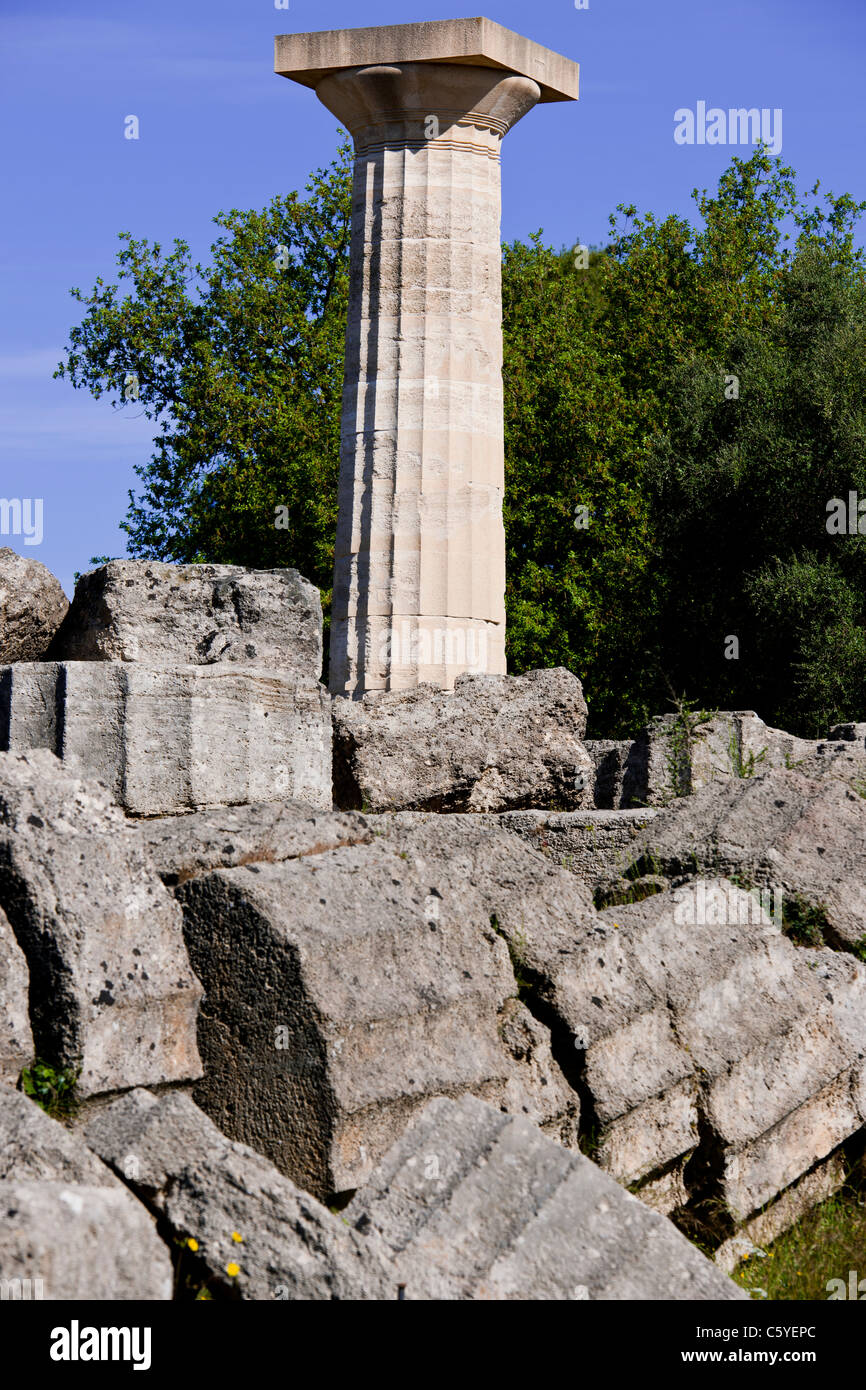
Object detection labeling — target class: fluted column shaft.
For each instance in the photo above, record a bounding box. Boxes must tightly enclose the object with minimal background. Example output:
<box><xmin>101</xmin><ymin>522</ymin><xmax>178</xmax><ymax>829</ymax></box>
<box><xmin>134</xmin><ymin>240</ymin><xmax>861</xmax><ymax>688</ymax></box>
<box><xmin>317</xmin><ymin>63</ymin><xmax>540</xmax><ymax>696</ymax></box>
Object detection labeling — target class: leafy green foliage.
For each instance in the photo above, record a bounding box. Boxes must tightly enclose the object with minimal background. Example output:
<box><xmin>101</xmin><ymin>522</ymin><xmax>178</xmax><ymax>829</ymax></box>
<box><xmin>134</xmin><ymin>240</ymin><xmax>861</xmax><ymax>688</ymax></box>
<box><xmin>781</xmin><ymin>895</ymin><xmax>831</xmax><ymax>948</ymax></box>
<box><xmin>501</xmin><ymin>235</ymin><xmax>656</xmax><ymax>733</ymax></box>
<box><xmin>20</xmin><ymin>1059</ymin><xmax>80</xmax><ymax>1119</ymax></box>
<box><xmin>56</xmin><ymin>142</ymin><xmax>866</xmax><ymax>736</ymax></box>
<box><xmin>55</xmin><ymin>140</ymin><xmax>353</xmax><ymax>638</ymax></box>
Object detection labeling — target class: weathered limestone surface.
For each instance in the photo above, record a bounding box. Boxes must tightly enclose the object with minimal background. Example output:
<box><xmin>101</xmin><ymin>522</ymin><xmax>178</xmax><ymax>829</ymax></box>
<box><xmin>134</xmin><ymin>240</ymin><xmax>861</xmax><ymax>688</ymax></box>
<box><xmin>0</xmin><ymin>1086</ymin><xmax>171</xmax><ymax>1300</ymax></box>
<box><xmin>0</xmin><ymin>903</ymin><xmax>33</xmax><ymax>1084</ymax></box>
<box><xmin>176</xmin><ymin>831</ymin><xmax>580</xmax><ymax>1200</ymax></box>
<box><xmin>488</xmin><ymin>808</ymin><xmax>657</xmax><ymax>887</ymax></box>
<box><xmin>583</xmin><ymin>738</ymin><xmax>633</xmax><ymax>809</ymax></box>
<box><xmin>346</xmin><ymin>1095</ymin><xmax>746</xmax><ymax>1300</ymax></box>
<box><xmin>0</xmin><ymin>1083</ymin><xmax>109</xmax><ymax>1185</ymax></box>
<box><xmin>592</xmin><ymin>710</ymin><xmax>849</xmax><ymax>808</ymax></box>
<box><xmin>0</xmin><ymin>560</ymin><xmax>333</xmax><ymax>815</ymax></box>
<box><xmin>144</xmin><ymin>799</ymin><xmax>654</xmax><ymax>897</ymax></box>
<box><xmin>49</xmin><ymin>560</ymin><xmax>322</xmax><ymax>678</ymax></box>
<box><xmin>0</xmin><ymin>548</ymin><xmax>68</xmax><ymax>663</ymax></box>
<box><xmin>136</xmin><ymin>801</ymin><xmax>373</xmax><ymax>885</ymax></box>
<box><xmin>479</xmin><ymin>866</ymin><xmax>866</xmax><ymax>1225</ymax></box>
<box><xmin>380</xmin><ymin>807</ymin><xmax>657</xmax><ymax>895</ymax></box>
<box><xmin>714</xmin><ymin>1154</ymin><xmax>847</xmax><ymax>1275</ymax></box>
<box><xmin>790</xmin><ymin>740</ymin><xmax>866</xmax><ymax>793</ymax></box>
<box><xmin>0</xmin><ymin>662</ymin><xmax>332</xmax><ymax>815</ymax></box>
<box><xmin>0</xmin><ymin>662</ymin><xmax>58</xmax><ymax>753</ymax></box>
<box><xmin>0</xmin><ymin>1183</ymin><xmax>172</xmax><ymax>1301</ymax></box>
<box><xmin>277</xmin><ymin>23</ymin><xmax>579</xmax><ymax>694</ymax></box>
<box><xmin>333</xmin><ymin>668</ymin><xmax>593</xmax><ymax>811</ymax></box>
<box><xmin>369</xmin><ymin>810</ymin><xmax>598</xmax><ymax>925</ymax></box>
<box><xmin>624</xmin><ymin>769</ymin><xmax>866</xmax><ymax>948</ymax></box>
<box><xmin>85</xmin><ymin>1089</ymin><xmax>394</xmax><ymax>1301</ymax></box>
<box><xmin>598</xmin><ymin>885</ymin><xmax>866</xmax><ymax>1219</ymax></box>
<box><xmin>0</xmin><ymin>750</ymin><xmax>202</xmax><ymax>1097</ymax></box>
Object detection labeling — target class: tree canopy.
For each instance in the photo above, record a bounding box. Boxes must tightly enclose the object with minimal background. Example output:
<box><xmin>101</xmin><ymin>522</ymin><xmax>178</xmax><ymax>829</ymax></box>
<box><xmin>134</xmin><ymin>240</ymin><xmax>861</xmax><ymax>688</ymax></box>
<box><xmin>57</xmin><ymin>142</ymin><xmax>866</xmax><ymax>737</ymax></box>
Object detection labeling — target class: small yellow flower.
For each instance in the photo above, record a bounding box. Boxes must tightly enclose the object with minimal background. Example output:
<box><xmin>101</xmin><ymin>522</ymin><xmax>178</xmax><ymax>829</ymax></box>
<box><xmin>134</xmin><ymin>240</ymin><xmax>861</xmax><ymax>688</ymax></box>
<box><xmin>231</xmin><ymin>1231</ymin><xmax>243</xmax><ymax>1243</ymax></box>
<box><xmin>226</xmin><ymin>1262</ymin><xmax>241</xmax><ymax>1278</ymax></box>
<box><xmin>187</xmin><ymin>1238</ymin><xmax>199</xmax><ymax>1252</ymax></box>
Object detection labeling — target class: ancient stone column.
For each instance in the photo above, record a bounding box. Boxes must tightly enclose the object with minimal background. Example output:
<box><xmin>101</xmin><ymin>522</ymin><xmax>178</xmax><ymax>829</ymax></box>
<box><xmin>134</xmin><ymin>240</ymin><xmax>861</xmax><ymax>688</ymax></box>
<box><xmin>276</xmin><ymin>20</ymin><xmax>579</xmax><ymax>696</ymax></box>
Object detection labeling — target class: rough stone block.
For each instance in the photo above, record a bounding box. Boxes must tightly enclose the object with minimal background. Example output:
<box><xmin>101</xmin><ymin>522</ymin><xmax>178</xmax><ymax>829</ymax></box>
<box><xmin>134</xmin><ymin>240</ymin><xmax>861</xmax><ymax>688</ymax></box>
<box><xmin>0</xmin><ymin>903</ymin><xmax>33</xmax><ymax>1084</ymax></box>
<box><xmin>0</xmin><ymin>1086</ymin><xmax>171</xmax><ymax>1300</ymax></box>
<box><xmin>601</xmin><ymin>711</ymin><xmax>824</xmax><ymax>808</ymax></box>
<box><xmin>478</xmin><ymin>861</ymin><xmax>866</xmax><ymax>1224</ymax></box>
<box><xmin>791</xmin><ymin>740</ymin><xmax>866</xmax><ymax>793</ymax></box>
<box><xmin>0</xmin><ymin>663</ymin><xmax>332</xmax><ymax>816</ymax></box>
<box><xmin>0</xmin><ymin>663</ymin><xmax>58</xmax><ymax>753</ymax></box>
<box><xmin>176</xmin><ymin>832</ymin><xmax>579</xmax><ymax>1200</ymax></box>
<box><xmin>584</xmin><ymin>739</ymin><xmax>633</xmax><ymax>808</ymax></box>
<box><xmin>0</xmin><ymin>548</ymin><xmax>68</xmax><ymax>663</ymax></box>
<box><xmin>0</xmin><ymin>1183</ymin><xmax>172</xmax><ymax>1300</ymax></box>
<box><xmin>714</xmin><ymin>1154</ymin><xmax>847</xmax><ymax>1275</ymax></box>
<box><xmin>135</xmin><ymin>801</ymin><xmax>372</xmax><ymax>885</ymax></box>
<box><xmin>48</xmin><ymin>560</ymin><xmax>322</xmax><ymax>679</ymax></box>
<box><xmin>0</xmin><ymin>750</ymin><xmax>202</xmax><ymax>1097</ymax></box>
<box><xmin>625</xmin><ymin>768</ymin><xmax>866</xmax><ymax>947</ymax></box>
<box><xmin>484</xmin><ymin>808</ymin><xmax>658</xmax><ymax>890</ymax></box>
<box><xmin>85</xmin><ymin>1088</ymin><xmax>394</xmax><ymax>1301</ymax></box>
<box><xmin>720</xmin><ymin>1062</ymin><xmax>866</xmax><ymax>1222</ymax></box>
<box><xmin>0</xmin><ymin>1084</ymin><xmax>110</xmax><ymax>1185</ymax></box>
<box><xmin>345</xmin><ymin>1095</ymin><xmax>746</xmax><ymax>1300</ymax></box>
<box><xmin>333</xmin><ymin>667</ymin><xmax>593</xmax><ymax>812</ymax></box>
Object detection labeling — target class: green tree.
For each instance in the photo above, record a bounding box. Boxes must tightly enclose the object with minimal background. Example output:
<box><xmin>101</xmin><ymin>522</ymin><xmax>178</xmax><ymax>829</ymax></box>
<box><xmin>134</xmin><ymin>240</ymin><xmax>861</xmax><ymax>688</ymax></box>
<box><xmin>55</xmin><ymin>140</ymin><xmax>353</xmax><ymax>614</ymax></box>
<box><xmin>56</xmin><ymin>143</ymin><xmax>866</xmax><ymax>737</ymax></box>
<box><xmin>588</xmin><ymin>148</ymin><xmax>866</xmax><ymax>733</ymax></box>
<box><xmin>501</xmin><ymin>235</ymin><xmax>657</xmax><ymax>733</ymax></box>
<box><xmin>643</xmin><ymin>227</ymin><xmax>866</xmax><ymax>734</ymax></box>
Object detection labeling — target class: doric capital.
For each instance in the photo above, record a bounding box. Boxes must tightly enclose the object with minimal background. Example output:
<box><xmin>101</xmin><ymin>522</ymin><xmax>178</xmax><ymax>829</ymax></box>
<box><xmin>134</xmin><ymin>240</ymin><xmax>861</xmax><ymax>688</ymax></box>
<box><xmin>275</xmin><ymin>17</ymin><xmax>580</xmax><ymax>103</ymax></box>
<box><xmin>314</xmin><ymin>62</ymin><xmax>541</xmax><ymax>153</ymax></box>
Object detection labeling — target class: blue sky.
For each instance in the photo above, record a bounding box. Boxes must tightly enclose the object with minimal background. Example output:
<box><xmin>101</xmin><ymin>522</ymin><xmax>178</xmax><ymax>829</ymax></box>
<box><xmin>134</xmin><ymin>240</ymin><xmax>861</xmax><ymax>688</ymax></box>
<box><xmin>1</xmin><ymin>0</ymin><xmax>864</xmax><ymax>595</ymax></box>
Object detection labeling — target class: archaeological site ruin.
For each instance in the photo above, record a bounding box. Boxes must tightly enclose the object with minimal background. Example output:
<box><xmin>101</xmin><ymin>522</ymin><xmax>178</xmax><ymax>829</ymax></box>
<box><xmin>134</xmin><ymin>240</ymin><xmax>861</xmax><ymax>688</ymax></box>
<box><xmin>2</xmin><ymin>17</ymin><xmax>865</xmax><ymax>1313</ymax></box>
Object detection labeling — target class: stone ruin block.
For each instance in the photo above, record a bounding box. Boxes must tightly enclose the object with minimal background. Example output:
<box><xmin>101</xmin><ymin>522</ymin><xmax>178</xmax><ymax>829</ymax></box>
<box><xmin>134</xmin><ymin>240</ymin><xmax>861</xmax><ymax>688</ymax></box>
<box><xmin>134</xmin><ymin>800</ymin><xmax>373</xmax><ymax>885</ymax></box>
<box><xmin>0</xmin><ymin>1085</ymin><xmax>171</xmax><ymax>1300</ymax></box>
<box><xmin>0</xmin><ymin>750</ymin><xmax>202</xmax><ymax>1098</ymax></box>
<box><xmin>332</xmin><ymin>667</ymin><xmax>593</xmax><ymax>812</ymax></box>
<box><xmin>346</xmin><ymin>1095</ymin><xmax>745</xmax><ymax>1300</ymax></box>
<box><xmin>499</xmin><ymin>874</ymin><xmax>866</xmax><ymax>1231</ymax></box>
<box><xmin>594</xmin><ymin>710</ymin><xmax>833</xmax><ymax>808</ymax></box>
<box><xmin>0</xmin><ymin>662</ymin><xmax>331</xmax><ymax>816</ymax></box>
<box><xmin>86</xmin><ymin>1088</ymin><xmax>394</xmax><ymax>1301</ymax></box>
<box><xmin>176</xmin><ymin>833</ymin><xmax>580</xmax><ymax>1201</ymax></box>
<box><xmin>0</xmin><ymin>560</ymin><xmax>333</xmax><ymax>816</ymax></box>
<box><xmin>625</xmin><ymin>768</ymin><xmax>866</xmax><ymax>948</ymax></box>
<box><xmin>583</xmin><ymin>738</ymin><xmax>633</xmax><ymax>808</ymax></box>
<box><xmin>48</xmin><ymin>560</ymin><xmax>323</xmax><ymax>679</ymax></box>
<box><xmin>0</xmin><ymin>548</ymin><xmax>68</xmax><ymax>664</ymax></box>
<box><xmin>0</xmin><ymin>903</ymin><xmax>33</xmax><ymax>1085</ymax></box>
